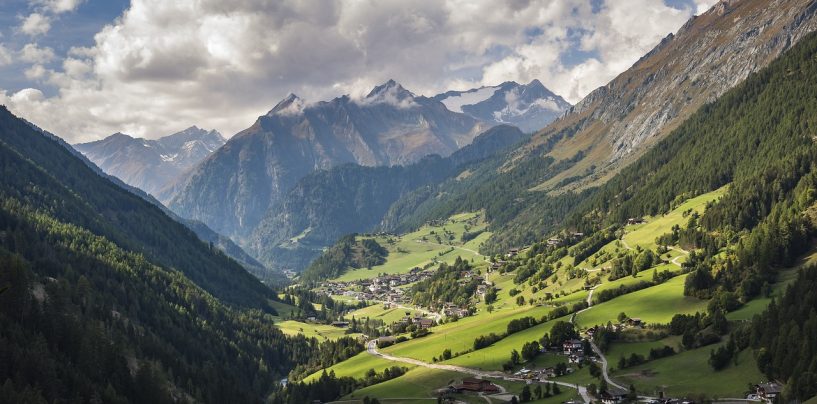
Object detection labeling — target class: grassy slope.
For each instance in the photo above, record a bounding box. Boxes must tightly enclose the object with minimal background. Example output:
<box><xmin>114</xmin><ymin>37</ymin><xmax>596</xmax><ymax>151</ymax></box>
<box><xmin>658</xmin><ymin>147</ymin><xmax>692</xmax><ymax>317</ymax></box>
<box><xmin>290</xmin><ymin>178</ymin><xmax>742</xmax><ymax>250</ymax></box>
<box><xmin>621</xmin><ymin>186</ymin><xmax>728</xmax><ymax>250</ymax></box>
<box><xmin>443</xmin><ymin>316</ymin><xmax>567</xmax><ymax>370</ymax></box>
<box><xmin>613</xmin><ymin>346</ymin><xmax>763</xmax><ymax>398</ymax></box>
<box><xmin>334</xmin><ymin>212</ymin><xmax>488</xmax><ymax>282</ymax></box>
<box><xmin>345</xmin><ymin>304</ymin><xmax>425</xmax><ymax>325</ymax></box>
<box><xmin>383</xmin><ymin>304</ymin><xmax>553</xmax><ymax>362</ymax></box>
<box><xmin>275</xmin><ymin>320</ymin><xmax>359</xmax><ymax>340</ymax></box>
<box><xmin>575</xmin><ymin>274</ymin><xmax>708</xmax><ymax>328</ymax></box>
<box><xmin>304</xmin><ymin>351</ymin><xmax>417</xmax><ymax>383</ymax></box>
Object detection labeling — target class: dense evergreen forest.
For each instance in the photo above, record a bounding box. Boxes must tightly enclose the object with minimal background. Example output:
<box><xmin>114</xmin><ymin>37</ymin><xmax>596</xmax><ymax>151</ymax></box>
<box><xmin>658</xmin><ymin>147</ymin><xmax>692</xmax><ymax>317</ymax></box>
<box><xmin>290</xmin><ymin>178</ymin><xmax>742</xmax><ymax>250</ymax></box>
<box><xmin>0</xmin><ymin>108</ymin><xmax>355</xmax><ymax>403</ymax></box>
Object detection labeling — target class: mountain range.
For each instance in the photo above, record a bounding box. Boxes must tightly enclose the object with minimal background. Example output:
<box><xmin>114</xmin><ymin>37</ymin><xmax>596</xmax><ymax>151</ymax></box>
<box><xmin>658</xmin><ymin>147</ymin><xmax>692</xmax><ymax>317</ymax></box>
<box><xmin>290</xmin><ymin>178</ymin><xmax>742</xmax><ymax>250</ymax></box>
<box><xmin>163</xmin><ymin>80</ymin><xmax>501</xmax><ymax>241</ymax></box>
<box><xmin>74</xmin><ymin>126</ymin><xmax>225</xmax><ymax>196</ymax></box>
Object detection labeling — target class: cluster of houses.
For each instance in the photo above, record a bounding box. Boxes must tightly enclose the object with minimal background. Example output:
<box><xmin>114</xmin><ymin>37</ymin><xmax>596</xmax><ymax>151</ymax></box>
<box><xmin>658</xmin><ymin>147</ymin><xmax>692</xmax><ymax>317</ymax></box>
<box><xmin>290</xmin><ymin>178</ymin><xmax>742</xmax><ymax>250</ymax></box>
<box><xmin>321</xmin><ymin>268</ymin><xmax>433</xmax><ymax>304</ymax></box>
<box><xmin>397</xmin><ymin>314</ymin><xmax>435</xmax><ymax>330</ymax></box>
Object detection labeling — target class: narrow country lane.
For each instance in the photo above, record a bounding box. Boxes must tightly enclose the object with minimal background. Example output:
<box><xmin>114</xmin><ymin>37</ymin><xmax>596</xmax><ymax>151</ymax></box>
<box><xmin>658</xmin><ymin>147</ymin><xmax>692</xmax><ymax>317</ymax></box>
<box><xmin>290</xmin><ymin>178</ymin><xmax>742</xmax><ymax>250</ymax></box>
<box><xmin>366</xmin><ymin>340</ymin><xmax>592</xmax><ymax>403</ymax></box>
<box><xmin>589</xmin><ymin>340</ymin><xmax>628</xmax><ymax>391</ymax></box>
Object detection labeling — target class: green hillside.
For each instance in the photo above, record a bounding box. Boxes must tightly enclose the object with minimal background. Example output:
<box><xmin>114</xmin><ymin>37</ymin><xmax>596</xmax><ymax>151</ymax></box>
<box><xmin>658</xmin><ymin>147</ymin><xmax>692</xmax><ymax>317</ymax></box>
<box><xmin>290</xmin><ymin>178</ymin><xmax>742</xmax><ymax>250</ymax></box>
<box><xmin>0</xmin><ymin>108</ymin><xmax>357</xmax><ymax>402</ymax></box>
<box><xmin>288</xmin><ymin>30</ymin><xmax>817</xmax><ymax>403</ymax></box>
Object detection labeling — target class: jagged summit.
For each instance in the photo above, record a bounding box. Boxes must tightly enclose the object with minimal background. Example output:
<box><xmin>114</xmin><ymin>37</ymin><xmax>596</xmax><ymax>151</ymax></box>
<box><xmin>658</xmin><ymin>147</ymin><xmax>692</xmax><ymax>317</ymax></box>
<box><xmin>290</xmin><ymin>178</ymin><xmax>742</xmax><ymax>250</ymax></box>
<box><xmin>365</xmin><ymin>79</ymin><xmax>415</xmax><ymax>99</ymax></box>
<box><xmin>268</xmin><ymin>93</ymin><xmax>305</xmax><ymax>116</ymax></box>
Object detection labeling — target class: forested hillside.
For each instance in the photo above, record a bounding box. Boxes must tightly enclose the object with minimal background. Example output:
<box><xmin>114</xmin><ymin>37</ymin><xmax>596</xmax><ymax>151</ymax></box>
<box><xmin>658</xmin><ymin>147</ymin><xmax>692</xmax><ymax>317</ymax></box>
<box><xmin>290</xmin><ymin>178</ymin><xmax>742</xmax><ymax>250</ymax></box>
<box><xmin>563</xmin><ymin>28</ymin><xmax>817</xmax><ymax>302</ymax></box>
<box><xmin>0</xmin><ymin>107</ymin><xmax>346</xmax><ymax>402</ymax></box>
<box><xmin>300</xmin><ymin>235</ymin><xmax>388</xmax><ymax>284</ymax></box>
<box><xmin>0</xmin><ymin>107</ymin><xmax>275</xmax><ymax>309</ymax></box>
<box><xmin>493</xmin><ymin>28</ymin><xmax>817</xmax><ymax>399</ymax></box>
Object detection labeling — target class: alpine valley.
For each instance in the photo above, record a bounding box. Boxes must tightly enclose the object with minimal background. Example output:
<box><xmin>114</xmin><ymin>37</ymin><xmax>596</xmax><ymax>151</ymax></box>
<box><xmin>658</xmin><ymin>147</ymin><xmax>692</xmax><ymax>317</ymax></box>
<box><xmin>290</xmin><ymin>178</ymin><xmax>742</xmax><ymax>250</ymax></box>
<box><xmin>3</xmin><ymin>0</ymin><xmax>817</xmax><ymax>403</ymax></box>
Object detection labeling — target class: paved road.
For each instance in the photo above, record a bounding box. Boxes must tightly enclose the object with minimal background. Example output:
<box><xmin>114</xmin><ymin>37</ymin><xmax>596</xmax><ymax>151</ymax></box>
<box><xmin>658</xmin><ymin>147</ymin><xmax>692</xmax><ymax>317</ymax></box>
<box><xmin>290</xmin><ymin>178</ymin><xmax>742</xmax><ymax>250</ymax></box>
<box><xmin>589</xmin><ymin>340</ymin><xmax>627</xmax><ymax>391</ymax></box>
<box><xmin>366</xmin><ymin>340</ymin><xmax>592</xmax><ymax>403</ymax></box>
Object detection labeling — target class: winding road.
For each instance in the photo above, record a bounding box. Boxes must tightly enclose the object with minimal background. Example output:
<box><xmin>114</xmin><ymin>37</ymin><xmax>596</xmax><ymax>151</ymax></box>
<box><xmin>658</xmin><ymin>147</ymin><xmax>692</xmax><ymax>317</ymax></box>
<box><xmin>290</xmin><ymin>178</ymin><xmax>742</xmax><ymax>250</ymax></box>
<box><xmin>366</xmin><ymin>340</ymin><xmax>592</xmax><ymax>403</ymax></box>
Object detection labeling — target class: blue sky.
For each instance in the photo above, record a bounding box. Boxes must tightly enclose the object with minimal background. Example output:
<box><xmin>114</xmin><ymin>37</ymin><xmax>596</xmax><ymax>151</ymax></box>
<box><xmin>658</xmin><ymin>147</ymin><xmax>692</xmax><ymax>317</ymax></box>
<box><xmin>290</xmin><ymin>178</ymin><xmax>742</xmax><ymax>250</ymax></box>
<box><xmin>0</xmin><ymin>0</ymin><xmax>716</xmax><ymax>142</ymax></box>
<box><xmin>0</xmin><ymin>0</ymin><xmax>128</xmax><ymax>94</ymax></box>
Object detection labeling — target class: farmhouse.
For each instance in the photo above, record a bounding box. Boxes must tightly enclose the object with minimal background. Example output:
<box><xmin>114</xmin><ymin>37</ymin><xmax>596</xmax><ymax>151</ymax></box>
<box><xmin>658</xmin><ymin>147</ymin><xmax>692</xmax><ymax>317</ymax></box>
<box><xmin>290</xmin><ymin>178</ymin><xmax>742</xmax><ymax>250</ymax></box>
<box><xmin>626</xmin><ymin>217</ymin><xmax>646</xmax><ymax>225</ymax></box>
<box><xmin>755</xmin><ymin>382</ymin><xmax>783</xmax><ymax>401</ymax></box>
<box><xmin>452</xmin><ymin>378</ymin><xmax>500</xmax><ymax>393</ymax></box>
<box><xmin>599</xmin><ymin>386</ymin><xmax>629</xmax><ymax>404</ymax></box>
<box><xmin>563</xmin><ymin>339</ymin><xmax>584</xmax><ymax>354</ymax></box>
<box><xmin>417</xmin><ymin>318</ymin><xmax>434</xmax><ymax>329</ymax></box>
<box><xmin>330</xmin><ymin>321</ymin><xmax>349</xmax><ymax>328</ymax></box>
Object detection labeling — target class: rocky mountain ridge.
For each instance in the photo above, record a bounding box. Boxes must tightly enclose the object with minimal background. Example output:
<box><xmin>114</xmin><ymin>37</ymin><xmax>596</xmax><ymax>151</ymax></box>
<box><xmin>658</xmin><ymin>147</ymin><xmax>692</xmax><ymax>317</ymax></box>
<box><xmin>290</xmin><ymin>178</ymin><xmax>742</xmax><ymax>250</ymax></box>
<box><xmin>519</xmin><ymin>0</ymin><xmax>817</xmax><ymax>194</ymax></box>
<box><xmin>74</xmin><ymin>126</ymin><xmax>225</xmax><ymax>196</ymax></box>
<box><xmin>164</xmin><ymin>80</ymin><xmax>493</xmax><ymax>241</ymax></box>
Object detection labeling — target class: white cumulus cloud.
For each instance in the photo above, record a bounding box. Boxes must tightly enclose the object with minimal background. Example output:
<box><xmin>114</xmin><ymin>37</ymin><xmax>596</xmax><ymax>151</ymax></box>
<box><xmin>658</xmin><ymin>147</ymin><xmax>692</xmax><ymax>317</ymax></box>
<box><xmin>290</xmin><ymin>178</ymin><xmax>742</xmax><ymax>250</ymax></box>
<box><xmin>1</xmin><ymin>0</ymin><xmax>704</xmax><ymax>143</ymax></box>
<box><xmin>19</xmin><ymin>13</ymin><xmax>52</xmax><ymax>36</ymax></box>
<box><xmin>0</xmin><ymin>44</ymin><xmax>13</xmax><ymax>66</ymax></box>
<box><xmin>19</xmin><ymin>43</ymin><xmax>56</xmax><ymax>64</ymax></box>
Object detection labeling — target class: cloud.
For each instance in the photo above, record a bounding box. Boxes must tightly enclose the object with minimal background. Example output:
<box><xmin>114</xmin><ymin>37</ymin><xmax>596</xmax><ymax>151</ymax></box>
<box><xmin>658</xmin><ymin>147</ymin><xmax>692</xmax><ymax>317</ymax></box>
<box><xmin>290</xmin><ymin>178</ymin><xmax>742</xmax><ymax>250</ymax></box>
<box><xmin>33</xmin><ymin>0</ymin><xmax>86</xmax><ymax>14</ymax></box>
<box><xmin>0</xmin><ymin>0</ymin><xmax>703</xmax><ymax>143</ymax></box>
<box><xmin>695</xmin><ymin>0</ymin><xmax>720</xmax><ymax>15</ymax></box>
<box><xmin>0</xmin><ymin>44</ymin><xmax>12</xmax><ymax>66</ymax></box>
<box><xmin>20</xmin><ymin>13</ymin><xmax>52</xmax><ymax>36</ymax></box>
<box><xmin>19</xmin><ymin>43</ymin><xmax>56</xmax><ymax>64</ymax></box>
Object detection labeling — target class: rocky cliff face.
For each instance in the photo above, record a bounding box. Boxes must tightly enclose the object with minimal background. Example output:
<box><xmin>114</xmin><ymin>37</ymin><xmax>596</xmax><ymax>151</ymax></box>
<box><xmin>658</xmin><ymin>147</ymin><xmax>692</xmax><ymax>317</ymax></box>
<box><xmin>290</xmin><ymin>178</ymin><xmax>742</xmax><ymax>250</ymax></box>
<box><xmin>165</xmin><ymin>80</ymin><xmax>490</xmax><ymax>240</ymax></box>
<box><xmin>74</xmin><ymin>126</ymin><xmax>225</xmax><ymax>197</ymax></box>
<box><xmin>522</xmin><ymin>0</ymin><xmax>817</xmax><ymax>192</ymax></box>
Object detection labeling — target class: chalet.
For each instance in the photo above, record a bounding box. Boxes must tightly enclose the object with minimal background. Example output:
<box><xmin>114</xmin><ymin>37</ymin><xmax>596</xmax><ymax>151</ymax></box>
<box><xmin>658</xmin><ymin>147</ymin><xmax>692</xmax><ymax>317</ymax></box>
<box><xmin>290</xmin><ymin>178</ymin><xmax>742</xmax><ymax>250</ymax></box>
<box><xmin>330</xmin><ymin>321</ymin><xmax>349</xmax><ymax>328</ymax></box>
<box><xmin>452</xmin><ymin>378</ymin><xmax>500</xmax><ymax>393</ymax></box>
<box><xmin>506</xmin><ymin>248</ymin><xmax>520</xmax><ymax>258</ymax></box>
<box><xmin>571</xmin><ymin>232</ymin><xmax>585</xmax><ymax>238</ymax></box>
<box><xmin>418</xmin><ymin>318</ymin><xmax>434</xmax><ymax>329</ymax></box>
<box><xmin>599</xmin><ymin>387</ymin><xmax>629</xmax><ymax>404</ymax></box>
<box><xmin>626</xmin><ymin>217</ymin><xmax>646</xmax><ymax>225</ymax></box>
<box><xmin>568</xmin><ymin>353</ymin><xmax>584</xmax><ymax>364</ymax></box>
<box><xmin>547</xmin><ymin>238</ymin><xmax>563</xmax><ymax>247</ymax></box>
<box><xmin>563</xmin><ymin>339</ymin><xmax>584</xmax><ymax>354</ymax></box>
<box><xmin>755</xmin><ymin>382</ymin><xmax>783</xmax><ymax>401</ymax></box>
<box><xmin>541</xmin><ymin>367</ymin><xmax>557</xmax><ymax>378</ymax></box>
<box><xmin>627</xmin><ymin>318</ymin><xmax>643</xmax><ymax>327</ymax></box>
